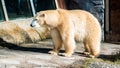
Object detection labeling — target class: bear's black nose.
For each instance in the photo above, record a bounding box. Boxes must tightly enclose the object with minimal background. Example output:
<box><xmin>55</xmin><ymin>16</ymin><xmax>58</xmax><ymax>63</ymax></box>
<box><xmin>30</xmin><ymin>19</ymin><xmax>37</xmax><ymax>27</ymax></box>
<box><xmin>30</xmin><ymin>23</ymin><xmax>34</xmax><ymax>27</ymax></box>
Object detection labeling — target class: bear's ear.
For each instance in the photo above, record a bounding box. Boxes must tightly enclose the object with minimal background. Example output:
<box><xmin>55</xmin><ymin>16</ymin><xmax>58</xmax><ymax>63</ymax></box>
<box><xmin>40</xmin><ymin>14</ymin><xmax>45</xmax><ymax>17</ymax></box>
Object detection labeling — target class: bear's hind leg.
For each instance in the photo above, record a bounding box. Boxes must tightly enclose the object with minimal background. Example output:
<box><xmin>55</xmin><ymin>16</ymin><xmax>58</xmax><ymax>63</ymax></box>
<box><xmin>83</xmin><ymin>41</ymin><xmax>91</xmax><ymax>55</ymax></box>
<box><xmin>89</xmin><ymin>41</ymin><xmax>100</xmax><ymax>58</ymax></box>
<box><xmin>49</xmin><ymin>29</ymin><xmax>62</xmax><ymax>55</ymax></box>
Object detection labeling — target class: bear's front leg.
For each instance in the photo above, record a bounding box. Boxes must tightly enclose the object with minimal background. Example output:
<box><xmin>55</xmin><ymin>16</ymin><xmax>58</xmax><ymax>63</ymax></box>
<box><xmin>60</xmin><ymin>39</ymin><xmax>76</xmax><ymax>57</ymax></box>
<box><xmin>48</xmin><ymin>29</ymin><xmax>62</xmax><ymax>56</ymax></box>
<box><xmin>59</xmin><ymin>28</ymin><xmax>76</xmax><ymax>57</ymax></box>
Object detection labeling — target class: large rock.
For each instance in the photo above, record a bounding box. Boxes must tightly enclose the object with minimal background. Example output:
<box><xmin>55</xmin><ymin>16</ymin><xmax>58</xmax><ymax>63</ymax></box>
<box><xmin>0</xmin><ymin>18</ymin><xmax>50</xmax><ymax>45</ymax></box>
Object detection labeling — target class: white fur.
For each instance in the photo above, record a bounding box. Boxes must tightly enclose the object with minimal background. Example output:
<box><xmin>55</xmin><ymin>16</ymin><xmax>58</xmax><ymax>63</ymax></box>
<box><xmin>30</xmin><ymin>9</ymin><xmax>101</xmax><ymax>57</ymax></box>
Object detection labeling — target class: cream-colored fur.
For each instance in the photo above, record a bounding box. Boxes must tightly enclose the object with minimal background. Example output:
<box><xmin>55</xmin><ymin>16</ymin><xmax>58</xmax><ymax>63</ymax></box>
<box><xmin>31</xmin><ymin>9</ymin><xmax>101</xmax><ymax>57</ymax></box>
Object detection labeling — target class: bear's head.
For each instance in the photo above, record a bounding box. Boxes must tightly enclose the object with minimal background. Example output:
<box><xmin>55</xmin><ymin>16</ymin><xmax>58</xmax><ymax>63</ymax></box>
<box><xmin>30</xmin><ymin>10</ymin><xmax>60</xmax><ymax>28</ymax></box>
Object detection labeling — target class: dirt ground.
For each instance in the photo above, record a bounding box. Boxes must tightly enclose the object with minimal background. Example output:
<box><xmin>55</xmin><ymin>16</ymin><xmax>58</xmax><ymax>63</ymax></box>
<box><xmin>0</xmin><ymin>39</ymin><xmax>120</xmax><ymax>68</ymax></box>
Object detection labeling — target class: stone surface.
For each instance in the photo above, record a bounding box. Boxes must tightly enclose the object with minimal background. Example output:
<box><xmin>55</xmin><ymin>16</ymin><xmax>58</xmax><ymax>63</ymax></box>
<box><xmin>0</xmin><ymin>39</ymin><xmax>120</xmax><ymax>68</ymax></box>
<box><xmin>87</xmin><ymin>62</ymin><xmax>120</xmax><ymax>68</ymax></box>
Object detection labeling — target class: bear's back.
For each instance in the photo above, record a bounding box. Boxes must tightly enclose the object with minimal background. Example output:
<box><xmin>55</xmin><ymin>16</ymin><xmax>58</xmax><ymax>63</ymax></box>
<box><xmin>67</xmin><ymin>10</ymin><xmax>101</xmax><ymax>41</ymax></box>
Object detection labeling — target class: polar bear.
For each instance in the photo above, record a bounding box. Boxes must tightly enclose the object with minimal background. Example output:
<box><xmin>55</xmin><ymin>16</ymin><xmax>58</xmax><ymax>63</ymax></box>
<box><xmin>30</xmin><ymin>9</ymin><xmax>101</xmax><ymax>58</ymax></box>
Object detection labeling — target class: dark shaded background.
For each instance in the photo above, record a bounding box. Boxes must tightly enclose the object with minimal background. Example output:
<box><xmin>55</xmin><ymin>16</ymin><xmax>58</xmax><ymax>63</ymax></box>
<box><xmin>108</xmin><ymin>0</ymin><xmax>120</xmax><ymax>42</ymax></box>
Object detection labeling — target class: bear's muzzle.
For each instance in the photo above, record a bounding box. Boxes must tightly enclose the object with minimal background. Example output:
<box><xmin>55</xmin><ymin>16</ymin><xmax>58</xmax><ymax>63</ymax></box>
<box><xmin>30</xmin><ymin>19</ymin><xmax>40</xmax><ymax>27</ymax></box>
